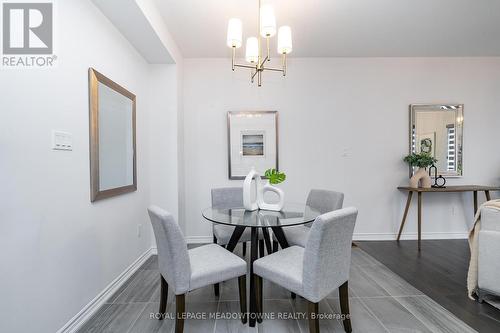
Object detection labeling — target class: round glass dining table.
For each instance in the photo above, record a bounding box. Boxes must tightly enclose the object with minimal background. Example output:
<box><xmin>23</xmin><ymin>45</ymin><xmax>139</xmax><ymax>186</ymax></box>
<box><xmin>202</xmin><ymin>202</ymin><xmax>321</xmax><ymax>327</ymax></box>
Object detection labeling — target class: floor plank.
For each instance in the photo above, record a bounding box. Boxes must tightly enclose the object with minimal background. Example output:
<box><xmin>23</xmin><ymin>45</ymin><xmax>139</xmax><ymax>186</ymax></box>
<box><xmin>327</xmin><ymin>298</ymin><xmax>388</xmax><ymax>333</ymax></box>
<box><xmin>80</xmin><ymin>303</ymin><xmax>146</xmax><ymax>333</ymax></box>
<box><xmin>358</xmin><ymin>240</ymin><xmax>500</xmax><ymax>333</ymax></box>
<box><xmin>112</xmin><ymin>270</ymin><xmax>160</xmax><ymax>304</ymax></box>
<box><xmin>394</xmin><ymin>296</ymin><xmax>476</xmax><ymax>333</ymax></box>
<box><xmin>360</xmin><ymin>297</ymin><xmax>432</xmax><ymax>332</ymax></box>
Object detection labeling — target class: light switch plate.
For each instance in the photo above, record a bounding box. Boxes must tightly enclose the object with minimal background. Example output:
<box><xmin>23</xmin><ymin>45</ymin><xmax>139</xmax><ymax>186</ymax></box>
<box><xmin>52</xmin><ymin>130</ymin><xmax>73</xmax><ymax>151</ymax></box>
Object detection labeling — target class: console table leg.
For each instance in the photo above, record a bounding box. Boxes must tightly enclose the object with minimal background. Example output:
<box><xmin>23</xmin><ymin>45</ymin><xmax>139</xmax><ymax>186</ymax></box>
<box><xmin>418</xmin><ymin>192</ymin><xmax>422</xmax><ymax>251</ymax></box>
<box><xmin>485</xmin><ymin>190</ymin><xmax>491</xmax><ymax>202</ymax></box>
<box><xmin>397</xmin><ymin>191</ymin><xmax>413</xmax><ymax>241</ymax></box>
<box><xmin>473</xmin><ymin>191</ymin><xmax>478</xmax><ymax>215</ymax></box>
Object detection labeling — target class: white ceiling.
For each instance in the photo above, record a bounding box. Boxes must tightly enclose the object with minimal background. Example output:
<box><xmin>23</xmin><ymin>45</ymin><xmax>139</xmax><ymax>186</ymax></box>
<box><xmin>93</xmin><ymin>0</ymin><xmax>176</xmax><ymax>63</ymax></box>
<box><xmin>154</xmin><ymin>0</ymin><xmax>500</xmax><ymax>58</ymax></box>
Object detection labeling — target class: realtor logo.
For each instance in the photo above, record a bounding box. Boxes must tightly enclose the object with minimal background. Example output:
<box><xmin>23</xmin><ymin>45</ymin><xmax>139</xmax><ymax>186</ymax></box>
<box><xmin>2</xmin><ymin>1</ymin><xmax>56</xmax><ymax>67</ymax></box>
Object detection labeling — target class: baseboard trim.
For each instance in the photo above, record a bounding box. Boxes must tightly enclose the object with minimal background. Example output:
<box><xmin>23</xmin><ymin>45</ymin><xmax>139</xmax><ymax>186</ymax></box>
<box><xmin>57</xmin><ymin>247</ymin><xmax>155</xmax><ymax>333</ymax></box>
<box><xmin>186</xmin><ymin>232</ymin><xmax>468</xmax><ymax>243</ymax></box>
<box><xmin>353</xmin><ymin>232</ymin><xmax>468</xmax><ymax>241</ymax></box>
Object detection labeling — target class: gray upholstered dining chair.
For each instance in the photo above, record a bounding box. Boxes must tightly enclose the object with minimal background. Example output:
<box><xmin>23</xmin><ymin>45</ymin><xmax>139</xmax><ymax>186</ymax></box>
<box><xmin>255</xmin><ymin>207</ymin><xmax>358</xmax><ymax>333</ymax></box>
<box><xmin>148</xmin><ymin>206</ymin><xmax>247</xmax><ymax>333</ymax></box>
<box><xmin>211</xmin><ymin>187</ymin><xmax>264</xmax><ymax>295</ymax></box>
<box><xmin>273</xmin><ymin>189</ymin><xmax>344</xmax><ymax>250</ymax></box>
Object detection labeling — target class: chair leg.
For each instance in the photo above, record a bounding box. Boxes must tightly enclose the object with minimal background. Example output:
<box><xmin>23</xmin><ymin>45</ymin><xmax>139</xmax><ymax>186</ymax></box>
<box><xmin>214</xmin><ymin>283</ymin><xmax>220</xmax><ymax>297</ymax></box>
<box><xmin>238</xmin><ymin>275</ymin><xmax>247</xmax><ymax>324</ymax></box>
<box><xmin>159</xmin><ymin>275</ymin><xmax>168</xmax><ymax>320</ymax></box>
<box><xmin>255</xmin><ymin>275</ymin><xmax>263</xmax><ymax>323</ymax></box>
<box><xmin>213</xmin><ymin>236</ymin><xmax>220</xmax><ymax>297</ymax></box>
<box><xmin>259</xmin><ymin>239</ymin><xmax>265</xmax><ymax>257</ymax></box>
<box><xmin>272</xmin><ymin>240</ymin><xmax>279</xmax><ymax>253</ymax></box>
<box><xmin>175</xmin><ymin>294</ymin><xmax>185</xmax><ymax>333</ymax></box>
<box><xmin>307</xmin><ymin>301</ymin><xmax>319</xmax><ymax>333</ymax></box>
<box><xmin>339</xmin><ymin>281</ymin><xmax>352</xmax><ymax>333</ymax></box>
<box><xmin>242</xmin><ymin>242</ymin><xmax>247</xmax><ymax>257</ymax></box>
<box><xmin>476</xmin><ymin>288</ymin><xmax>485</xmax><ymax>303</ymax></box>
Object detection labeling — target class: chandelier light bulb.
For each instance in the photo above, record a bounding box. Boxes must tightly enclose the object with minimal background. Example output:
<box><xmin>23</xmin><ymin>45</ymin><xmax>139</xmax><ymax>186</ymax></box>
<box><xmin>245</xmin><ymin>37</ymin><xmax>259</xmax><ymax>63</ymax></box>
<box><xmin>277</xmin><ymin>26</ymin><xmax>292</xmax><ymax>54</ymax></box>
<box><xmin>227</xmin><ymin>18</ymin><xmax>243</xmax><ymax>48</ymax></box>
<box><xmin>260</xmin><ymin>4</ymin><xmax>276</xmax><ymax>37</ymax></box>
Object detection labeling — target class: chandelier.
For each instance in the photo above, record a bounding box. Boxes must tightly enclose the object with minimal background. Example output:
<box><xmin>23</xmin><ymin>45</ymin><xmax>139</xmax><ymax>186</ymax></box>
<box><xmin>226</xmin><ymin>0</ymin><xmax>293</xmax><ymax>87</ymax></box>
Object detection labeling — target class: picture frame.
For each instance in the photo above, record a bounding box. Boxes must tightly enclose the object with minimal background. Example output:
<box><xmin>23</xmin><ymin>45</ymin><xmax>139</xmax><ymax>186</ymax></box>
<box><xmin>227</xmin><ymin>111</ymin><xmax>279</xmax><ymax>179</ymax></box>
<box><xmin>418</xmin><ymin>132</ymin><xmax>436</xmax><ymax>157</ymax></box>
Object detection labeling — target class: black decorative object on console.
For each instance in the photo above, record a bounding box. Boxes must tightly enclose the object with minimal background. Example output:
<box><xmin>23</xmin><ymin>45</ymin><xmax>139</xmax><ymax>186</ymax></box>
<box><xmin>429</xmin><ymin>164</ymin><xmax>446</xmax><ymax>188</ymax></box>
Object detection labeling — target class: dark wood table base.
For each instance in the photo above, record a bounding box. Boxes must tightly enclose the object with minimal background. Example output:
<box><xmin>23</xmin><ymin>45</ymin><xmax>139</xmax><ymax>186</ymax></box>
<box><xmin>396</xmin><ymin>185</ymin><xmax>499</xmax><ymax>250</ymax></box>
<box><xmin>225</xmin><ymin>226</ymin><xmax>288</xmax><ymax>327</ymax></box>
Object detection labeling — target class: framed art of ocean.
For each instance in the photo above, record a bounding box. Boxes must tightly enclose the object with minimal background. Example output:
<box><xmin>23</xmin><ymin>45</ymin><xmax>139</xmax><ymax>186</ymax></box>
<box><xmin>227</xmin><ymin>111</ymin><xmax>279</xmax><ymax>179</ymax></box>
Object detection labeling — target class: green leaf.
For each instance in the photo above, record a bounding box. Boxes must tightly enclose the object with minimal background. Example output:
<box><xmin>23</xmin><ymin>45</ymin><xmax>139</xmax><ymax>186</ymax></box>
<box><xmin>264</xmin><ymin>168</ymin><xmax>286</xmax><ymax>185</ymax></box>
<box><xmin>403</xmin><ymin>153</ymin><xmax>438</xmax><ymax>168</ymax></box>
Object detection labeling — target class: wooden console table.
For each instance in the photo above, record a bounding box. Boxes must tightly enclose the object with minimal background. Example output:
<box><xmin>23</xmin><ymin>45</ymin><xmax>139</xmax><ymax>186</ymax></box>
<box><xmin>397</xmin><ymin>185</ymin><xmax>500</xmax><ymax>250</ymax></box>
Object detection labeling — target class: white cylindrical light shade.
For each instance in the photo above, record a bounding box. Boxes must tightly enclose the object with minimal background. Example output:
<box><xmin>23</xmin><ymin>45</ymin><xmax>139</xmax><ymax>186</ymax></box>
<box><xmin>260</xmin><ymin>4</ymin><xmax>276</xmax><ymax>37</ymax></box>
<box><xmin>277</xmin><ymin>26</ymin><xmax>292</xmax><ymax>54</ymax></box>
<box><xmin>245</xmin><ymin>37</ymin><xmax>259</xmax><ymax>63</ymax></box>
<box><xmin>227</xmin><ymin>18</ymin><xmax>242</xmax><ymax>48</ymax></box>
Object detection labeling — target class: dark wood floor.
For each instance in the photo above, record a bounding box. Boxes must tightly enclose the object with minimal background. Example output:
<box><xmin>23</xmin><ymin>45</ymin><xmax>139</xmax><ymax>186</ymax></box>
<box><xmin>358</xmin><ymin>240</ymin><xmax>500</xmax><ymax>333</ymax></box>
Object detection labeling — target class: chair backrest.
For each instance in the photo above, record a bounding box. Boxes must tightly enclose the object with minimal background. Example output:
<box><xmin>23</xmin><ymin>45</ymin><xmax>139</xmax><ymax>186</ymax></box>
<box><xmin>306</xmin><ymin>189</ymin><xmax>344</xmax><ymax>214</ymax></box>
<box><xmin>302</xmin><ymin>207</ymin><xmax>358</xmax><ymax>302</ymax></box>
<box><xmin>148</xmin><ymin>206</ymin><xmax>191</xmax><ymax>294</ymax></box>
<box><xmin>305</xmin><ymin>189</ymin><xmax>344</xmax><ymax>228</ymax></box>
<box><xmin>211</xmin><ymin>187</ymin><xmax>244</xmax><ymax>208</ymax></box>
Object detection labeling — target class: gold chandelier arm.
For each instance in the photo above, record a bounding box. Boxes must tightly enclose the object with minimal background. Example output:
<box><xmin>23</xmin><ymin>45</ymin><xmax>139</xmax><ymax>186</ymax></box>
<box><xmin>251</xmin><ymin>70</ymin><xmax>259</xmax><ymax>81</ymax></box>
<box><xmin>282</xmin><ymin>53</ymin><xmax>287</xmax><ymax>76</ymax></box>
<box><xmin>234</xmin><ymin>63</ymin><xmax>258</xmax><ymax>69</ymax></box>
<box><xmin>231</xmin><ymin>47</ymin><xmax>236</xmax><ymax>71</ymax></box>
<box><xmin>266</xmin><ymin>36</ymin><xmax>270</xmax><ymax>62</ymax></box>
<box><xmin>261</xmin><ymin>66</ymin><xmax>284</xmax><ymax>73</ymax></box>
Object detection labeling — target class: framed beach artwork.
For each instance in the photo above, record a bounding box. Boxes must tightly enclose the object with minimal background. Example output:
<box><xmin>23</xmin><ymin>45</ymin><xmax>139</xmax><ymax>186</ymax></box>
<box><xmin>227</xmin><ymin>111</ymin><xmax>278</xmax><ymax>179</ymax></box>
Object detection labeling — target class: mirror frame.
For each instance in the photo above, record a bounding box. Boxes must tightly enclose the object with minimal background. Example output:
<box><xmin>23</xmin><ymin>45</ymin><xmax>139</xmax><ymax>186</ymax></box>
<box><xmin>89</xmin><ymin>68</ymin><xmax>137</xmax><ymax>202</ymax></box>
<box><xmin>409</xmin><ymin>104</ymin><xmax>464</xmax><ymax>178</ymax></box>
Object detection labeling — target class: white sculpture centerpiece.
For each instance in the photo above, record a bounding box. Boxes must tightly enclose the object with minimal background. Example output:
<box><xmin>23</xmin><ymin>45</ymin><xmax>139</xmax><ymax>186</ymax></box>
<box><xmin>243</xmin><ymin>167</ymin><xmax>286</xmax><ymax>211</ymax></box>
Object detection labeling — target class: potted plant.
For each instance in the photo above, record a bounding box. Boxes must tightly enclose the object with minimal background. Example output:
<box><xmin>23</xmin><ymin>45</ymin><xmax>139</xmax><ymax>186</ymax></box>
<box><xmin>403</xmin><ymin>153</ymin><xmax>437</xmax><ymax>188</ymax></box>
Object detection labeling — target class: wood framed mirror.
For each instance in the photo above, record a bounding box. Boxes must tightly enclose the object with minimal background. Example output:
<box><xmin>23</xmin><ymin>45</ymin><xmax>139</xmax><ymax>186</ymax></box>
<box><xmin>89</xmin><ymin>68</ymin><xmax>137</xmax><ymax>202</ymax></box>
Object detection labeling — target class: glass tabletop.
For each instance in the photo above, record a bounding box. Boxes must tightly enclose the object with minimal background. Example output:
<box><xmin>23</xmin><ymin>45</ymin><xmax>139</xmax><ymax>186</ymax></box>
<box><xmin>202</xmin><ymin>203</ymin><xmax>321</xmax><ymax>228</ymax></box>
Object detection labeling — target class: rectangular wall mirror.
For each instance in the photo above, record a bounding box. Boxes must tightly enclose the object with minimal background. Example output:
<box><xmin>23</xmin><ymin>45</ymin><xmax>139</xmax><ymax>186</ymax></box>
<box><xmin>410</xmin><ymin>104</ymin><xmax>464</xmax><ymax>178</ymax></box>
<box><xmin>89</xmin><ymin>68</ymin><xmax>137</xmax><ymax>202</ymax></box>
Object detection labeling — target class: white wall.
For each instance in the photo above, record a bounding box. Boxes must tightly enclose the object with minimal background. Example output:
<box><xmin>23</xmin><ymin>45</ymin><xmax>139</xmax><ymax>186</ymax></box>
<box><xmin>0</xmin><ymin>1</ymin><xmax>178</xmax><ymax>332</ymax></box>
<box><xmin>148</xmin><ymin>64</ymin><xmax>180</xmax><ymax>221</ymax></box>
<box><xmin>182</xmin><ymin>57</ymin><xmax>500</xmax><ymax>241</ymax></box>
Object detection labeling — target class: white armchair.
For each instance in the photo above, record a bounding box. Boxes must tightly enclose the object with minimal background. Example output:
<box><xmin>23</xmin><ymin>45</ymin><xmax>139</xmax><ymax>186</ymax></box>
<box><xmin>477</xmin><ymin>206</ymin><xmax>500</xmax><ymax>302</ymax></box>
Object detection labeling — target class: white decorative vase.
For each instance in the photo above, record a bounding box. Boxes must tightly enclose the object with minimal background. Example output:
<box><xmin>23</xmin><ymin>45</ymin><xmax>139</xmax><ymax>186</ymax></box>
<box><xmin>258</xmin><ymin>182</ymin><xmax>285</xmax><ymax>212</ymax></box>
<box><xmin>410</xmin><ymin>167</ymin><xmax>432</xmax><ymax>188</ymax></box>
<box><xmin>243</xmin><ymin>167</ymin><xmax>262</xmax><ymax>211</ymax></box>
<box><xmin>243</xmin><ymin>167</ymin><xmax>285</xmax><ymax>212</ymax></box>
